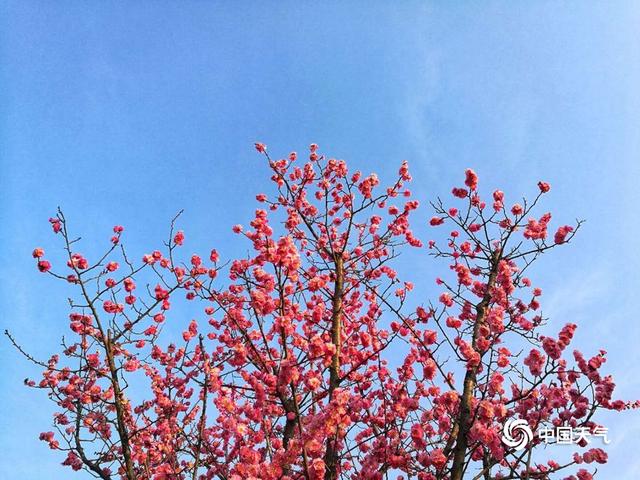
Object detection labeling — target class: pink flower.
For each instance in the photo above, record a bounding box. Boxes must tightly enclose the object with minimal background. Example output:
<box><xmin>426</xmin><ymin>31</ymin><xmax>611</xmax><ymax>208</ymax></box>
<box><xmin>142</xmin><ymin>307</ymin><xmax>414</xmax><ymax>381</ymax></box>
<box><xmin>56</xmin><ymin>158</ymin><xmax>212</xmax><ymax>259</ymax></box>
<box><xmin>39</xmin><ymin>430</ymin><xmax>59</xmax><ymax>449</ymax></box>
<box><xmin>446</xmin><ymin>316</ymin><xmax>462</xmax><ymax>328</ymax></box>
<box><xmin>423</xmin><ymin>330</ymin><xmax>437</xmax><ymax>345</ymax></box>
<box><xmin>524</xmin><ymin>349</ymin><xmax>546</xmax><ymax>376</ymax></box>
<box><xmin>537</xmin><ymin>181</ymin><xmax>551</xmax><ymax>193</ymax></box>
<box><xmin>398</xmin><ymin>160</ymin><xmax>411</xmax><ymax>181</ymax></box>
<box><xmin>582</xmin><ymin>448</ymin><xmax>607</xmax><ymax>464</ymax></box>
<box><xmin>106</xmin><ymin>261</ymin><xmax>119</xmax><ymax>272</ymax></box>
<box><xmin>103</xmin><ymin>300</ymin><xmax>124</xmax><ymax>314</ymax></box>
<box><xmin>358</xmin><ymin>173</ymin><xmax>380</xmax><ymax>199</ymax></box>
<box><xmin>558</xmin><ymin>323</ymin><xmax>577</xmax><ymax>348</ymax></box>
<box><xmin>428</xmin><ymin>448</ymin><xmax>447</xmax><ymax>469</ymax></box>
<box><xmin>464</xmin><ymin>168</ymin><xmax>479</xmax><ymax>190</ymax></box>
<box><xmin>49</xmin><ymin>217</ymin><xmax>62</xmax><ymax>233</ymax></box>
<box><xmin>124</xmin><ymin>277</ymin><xmax>136</xmax><ymax>292</ymax></box>
<box><xmin>523</xmin><ymin>213</ymin><xmax>552</xmax><ymax>240</ymax></box>
<box><xmin>439</xmin><ymin>292</ymin><xmax>454</xmax><ymax>307</ymax></box>
<box><xmin>554</xmin><ymin>225</ymin><xmax>574</xmax><ymax>244</ymax></box>
<box><xmin>492</xmin><ymin>190</ymin><xmax>504</xmax><ymax>211</ymax></box>
<box><xmin>144</xmin><ymin>325</ymin><xmax>157</xmax><ymax>336</ymax></box>
<box><xmin>576</xmin><ymin>469</ymin><xmax>594</xmax><ymax>480</ymax></box>
<box><xmin>173</xmin><ymin>230</ymin><xmax>185</xmax><ymax>246</ymax></box>
<box><xmin>32</xmin><ymin>248</ymin><xmax>45</xmax><ymax>258</ymax></box>
<box><xmin>182</xmin><ymin>319</ymin><xmax>198</xmax><ymax>342</ymax></box>
<box><xmin>416</xmin><ymin>306</ymin><xmax>431</xmax><ymax>321</ymax></box>
<box><xmin>154</xmin><ymin>284</ymin><xmax>169</xmax><ymax>300</ymax></box>
<box><xmin>430</xmin><ymin>216</ymin><xmax>445</xmax><ymax>226</ymax></box>
<box><xmin>67</xmin><ymin>253</ymin><xmax>89</xmax><ymax>270</ymax></box>
<box><xmin>37</xmin><ymin>260</ymin><xmax>51</xmax><ymax>273</ymax></box>
<box><xmin>452</xmin><ymin>187</ymin><xmax>468</xmax><ymax>198</ymax></box>
<box><xmin>123</xmin><ymin>358</ymin><xmax>140</xmax><ymax>372</ymax></box>
<box><xmin>254</xmin><ymin>142</ymin><xmax>266</xmax><ymax>153</ymax></box>
<box><xmin>62</xmin><ymin>452</ymin><xmax>83</xmax><ymax>471</ymax></box>
<box><xmin>541</xmin><ymin>336</ymin><xmax>562</xmax><ymax>360</ymax></box>
<box><xmin>232</xmin><ymin>224</ymin><xmax>243</xmax><ymax>233</ymax></box>
<box><xmin>511</xmin><ymin>203</ymin><xmax>524</xmax><ymax>215</ymax></box>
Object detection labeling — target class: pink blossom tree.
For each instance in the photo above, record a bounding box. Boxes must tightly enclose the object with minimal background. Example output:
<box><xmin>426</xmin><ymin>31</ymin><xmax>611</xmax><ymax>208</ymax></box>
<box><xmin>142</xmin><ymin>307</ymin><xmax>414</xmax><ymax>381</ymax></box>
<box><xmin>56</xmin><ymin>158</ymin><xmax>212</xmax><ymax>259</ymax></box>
<box><xmin>8</xmin><ymin>144</ymin><xmax>638</xmax><ymax>480</ymax></box>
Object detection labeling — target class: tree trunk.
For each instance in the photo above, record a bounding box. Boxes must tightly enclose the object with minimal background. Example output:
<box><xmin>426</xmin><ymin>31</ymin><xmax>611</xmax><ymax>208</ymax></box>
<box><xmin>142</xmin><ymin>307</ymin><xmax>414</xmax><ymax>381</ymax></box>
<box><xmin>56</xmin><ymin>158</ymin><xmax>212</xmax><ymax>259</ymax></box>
<box><xmin>105</xmin><ymin>332</ymin><xmax>136</xmax><ymax>480</ymax></box>
<box><xmin>324</xmin><ymin>256</ymin><xmax>344</xmax><ymax>480</ymax></box>
<box><xmin>450</xmin><ymin>252</ymin><xmax>500</xmax><ymax>480</ymax></box>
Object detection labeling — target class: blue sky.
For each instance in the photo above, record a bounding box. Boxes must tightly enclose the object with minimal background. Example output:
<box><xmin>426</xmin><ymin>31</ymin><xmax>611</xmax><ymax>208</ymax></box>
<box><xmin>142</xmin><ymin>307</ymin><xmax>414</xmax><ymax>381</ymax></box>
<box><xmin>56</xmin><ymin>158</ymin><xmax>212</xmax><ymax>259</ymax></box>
<box><xmin>1</xmin><ymin>1</ymin><xmax>639</xmax><ymax>478</ymax></box>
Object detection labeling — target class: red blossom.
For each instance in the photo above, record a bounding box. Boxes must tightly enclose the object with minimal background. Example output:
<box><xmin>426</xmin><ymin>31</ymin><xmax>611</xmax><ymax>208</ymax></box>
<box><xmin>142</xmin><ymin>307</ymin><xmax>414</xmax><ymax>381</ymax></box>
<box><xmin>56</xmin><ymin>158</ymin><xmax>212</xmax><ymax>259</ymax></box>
<box><xmin>554</xmin><ymin>224</ymin><xmax>574</xmax><ymax>244</ymax></box>
<box><xmin>538</xmin><ymin>180</ymin><xmax>551</xmax><ymax>193</ymax></box>
<box><xmin>37</xmin><ymin>260</ymin><xmax>51</xmax><ymax>273</ymax></box>
<box><xmin>464</xmin><ymin>168</ymin><xmax>479</xmax><ymax>190</ymax></box>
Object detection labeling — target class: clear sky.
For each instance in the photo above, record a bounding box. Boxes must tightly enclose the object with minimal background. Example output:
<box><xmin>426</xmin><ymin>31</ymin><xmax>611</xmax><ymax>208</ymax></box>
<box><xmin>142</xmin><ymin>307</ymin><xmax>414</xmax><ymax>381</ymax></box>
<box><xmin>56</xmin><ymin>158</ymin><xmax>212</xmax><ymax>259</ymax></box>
<box><xmin>1</xmin><ymin>1</ymin><xmax>639</xmax><ymax>478</ymax></box>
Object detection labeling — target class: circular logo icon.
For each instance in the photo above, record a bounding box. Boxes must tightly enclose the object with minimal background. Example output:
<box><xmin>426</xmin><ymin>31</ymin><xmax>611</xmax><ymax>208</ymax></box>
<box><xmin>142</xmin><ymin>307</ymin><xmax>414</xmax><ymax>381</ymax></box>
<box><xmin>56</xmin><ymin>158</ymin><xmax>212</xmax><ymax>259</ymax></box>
<box><xmin>501</xmin><ymin>419</ymin><xmax>533</xmax><ymax>451</ymax></box>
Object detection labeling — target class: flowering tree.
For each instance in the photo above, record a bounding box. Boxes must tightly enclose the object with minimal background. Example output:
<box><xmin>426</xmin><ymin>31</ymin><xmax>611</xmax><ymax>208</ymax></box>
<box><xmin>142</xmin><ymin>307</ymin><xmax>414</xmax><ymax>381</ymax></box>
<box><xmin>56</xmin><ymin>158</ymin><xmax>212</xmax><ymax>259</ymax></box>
<box><xmin>8</xmin><ymin>144</ymin><xmax>638</xmax><ymax>480</ymax></box>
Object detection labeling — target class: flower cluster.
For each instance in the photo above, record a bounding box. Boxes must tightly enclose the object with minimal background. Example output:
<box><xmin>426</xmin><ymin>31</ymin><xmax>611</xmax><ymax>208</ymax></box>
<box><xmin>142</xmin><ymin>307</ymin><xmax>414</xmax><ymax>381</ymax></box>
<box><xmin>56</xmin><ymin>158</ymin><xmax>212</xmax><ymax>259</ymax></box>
<box><xmin>13</xmin><ymin>148</ymin><xmax>637</xmax><ymax>480</ymax></box>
